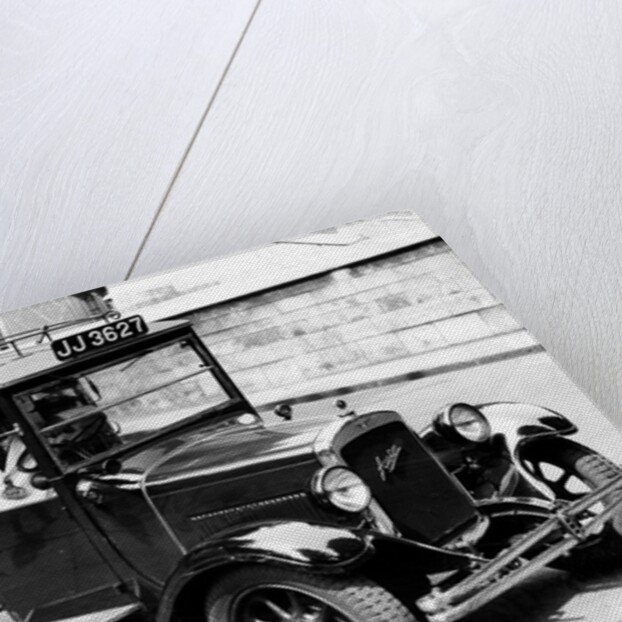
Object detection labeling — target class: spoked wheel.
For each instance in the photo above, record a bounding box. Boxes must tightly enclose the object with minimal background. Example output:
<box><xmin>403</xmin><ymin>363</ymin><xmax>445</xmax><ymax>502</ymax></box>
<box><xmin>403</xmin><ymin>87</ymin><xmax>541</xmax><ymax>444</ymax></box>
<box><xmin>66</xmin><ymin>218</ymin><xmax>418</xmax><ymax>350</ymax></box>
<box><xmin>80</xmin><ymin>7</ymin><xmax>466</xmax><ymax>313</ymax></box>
<box><xmin>522</xmin><ymin>438</ymin><xmax>622</xmax><ymax>508</ymax></box>
<box><xmin>521</xmin><ymin>438</ymin><xmax>622</xmax><ymax>571</ymax></box>
<box><xmin>204</xmin><ymin>565</ymin><xmax>418</xmax><ymax>622</ymax></box>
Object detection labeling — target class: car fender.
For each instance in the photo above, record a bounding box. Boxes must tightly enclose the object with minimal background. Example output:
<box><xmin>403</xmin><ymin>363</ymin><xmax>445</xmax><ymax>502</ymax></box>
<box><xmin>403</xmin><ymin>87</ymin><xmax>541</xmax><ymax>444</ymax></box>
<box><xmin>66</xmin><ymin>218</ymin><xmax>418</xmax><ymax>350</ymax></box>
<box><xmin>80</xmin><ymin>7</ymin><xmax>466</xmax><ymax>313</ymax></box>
<box><xmin>479</xmin><ymin>402</ymin><xmax>577</xmax><ymax>496</ymax></box>
<box><xmin>155</xmin><ymin>521</ymin><xmax>371</xmax><ymax>621</ymax></box>
<box><xmin>155</xmin><ymin>520</ymin><xmax>476</xmax><ymax>621</ymax></box>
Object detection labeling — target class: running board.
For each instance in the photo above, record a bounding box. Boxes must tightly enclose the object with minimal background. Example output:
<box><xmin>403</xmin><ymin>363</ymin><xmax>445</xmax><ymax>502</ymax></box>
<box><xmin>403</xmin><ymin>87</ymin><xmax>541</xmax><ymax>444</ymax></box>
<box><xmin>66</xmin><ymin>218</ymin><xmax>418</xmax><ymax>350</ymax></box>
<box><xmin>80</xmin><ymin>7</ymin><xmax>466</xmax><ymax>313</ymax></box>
<box><xmin>417</xmin><ymin>473</ymin><xmax>622</xmax><ymax>622</ymax></box>
<box><xmin>26</xmin><ymin>583</ymin><xmax>143</xmax><ymax>622</ymax></box>
<box><xmin>49</xmin><ymin>603</ymin><xmax>142</xmax><ymax>622</ymax></box>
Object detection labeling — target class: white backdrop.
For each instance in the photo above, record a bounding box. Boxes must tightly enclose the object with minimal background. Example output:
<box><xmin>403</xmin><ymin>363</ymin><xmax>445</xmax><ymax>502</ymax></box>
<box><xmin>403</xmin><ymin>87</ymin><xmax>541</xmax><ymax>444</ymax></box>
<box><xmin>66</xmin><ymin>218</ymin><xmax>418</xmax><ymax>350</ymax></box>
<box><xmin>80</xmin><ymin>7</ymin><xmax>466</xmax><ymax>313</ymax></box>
<box><xmin>1</xmin><ymin>1</ymin><xmax>621</xmax><ymax>426</ymax></box>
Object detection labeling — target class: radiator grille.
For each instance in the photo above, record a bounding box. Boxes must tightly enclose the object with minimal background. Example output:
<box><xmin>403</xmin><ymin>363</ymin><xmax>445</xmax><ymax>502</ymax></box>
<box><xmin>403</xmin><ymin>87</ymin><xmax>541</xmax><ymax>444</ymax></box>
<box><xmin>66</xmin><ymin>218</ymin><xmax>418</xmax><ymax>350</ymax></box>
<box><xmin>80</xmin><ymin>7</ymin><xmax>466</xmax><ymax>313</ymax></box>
<box><xmin>341</xmin><ymin>421</ymin><xmax>477</xmax><ymax>543</ymax></box>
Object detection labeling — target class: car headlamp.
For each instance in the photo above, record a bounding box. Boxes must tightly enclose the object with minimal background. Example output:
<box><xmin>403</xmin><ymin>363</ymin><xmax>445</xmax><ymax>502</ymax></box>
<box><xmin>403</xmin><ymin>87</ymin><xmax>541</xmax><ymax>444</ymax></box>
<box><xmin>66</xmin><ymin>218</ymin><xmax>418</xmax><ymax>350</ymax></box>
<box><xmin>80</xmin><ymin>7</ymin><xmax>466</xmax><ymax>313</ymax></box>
<box><xmin>312</xmin><ymin>466</ymin><xmax>372</xmax><ymax>513</ymax></box>
<box><xmin>437</xmin><ymin>403</ymin><xmax>491</xmax><ymax>443</ymax></box>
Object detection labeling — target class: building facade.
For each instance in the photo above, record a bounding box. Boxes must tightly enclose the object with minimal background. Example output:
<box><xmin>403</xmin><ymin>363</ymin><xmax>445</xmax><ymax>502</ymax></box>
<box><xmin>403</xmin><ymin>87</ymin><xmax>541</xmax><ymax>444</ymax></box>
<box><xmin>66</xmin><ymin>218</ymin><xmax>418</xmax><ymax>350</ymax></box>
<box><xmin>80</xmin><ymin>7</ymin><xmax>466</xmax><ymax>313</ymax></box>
<box><xmin>173</xmin><ymin>239</ymin><xmax>533</xmax><ymax>402</ymax></box>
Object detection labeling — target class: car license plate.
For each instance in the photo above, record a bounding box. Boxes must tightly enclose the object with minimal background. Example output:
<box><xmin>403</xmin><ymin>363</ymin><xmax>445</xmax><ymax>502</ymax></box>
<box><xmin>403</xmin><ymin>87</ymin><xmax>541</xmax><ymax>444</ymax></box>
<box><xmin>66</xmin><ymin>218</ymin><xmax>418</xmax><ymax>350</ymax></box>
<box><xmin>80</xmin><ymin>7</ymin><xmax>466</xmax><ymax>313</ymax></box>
<box><xmin>51</xmin><ymin>315</ymin><xmax>148</xmax><ymax>361</ymax></box>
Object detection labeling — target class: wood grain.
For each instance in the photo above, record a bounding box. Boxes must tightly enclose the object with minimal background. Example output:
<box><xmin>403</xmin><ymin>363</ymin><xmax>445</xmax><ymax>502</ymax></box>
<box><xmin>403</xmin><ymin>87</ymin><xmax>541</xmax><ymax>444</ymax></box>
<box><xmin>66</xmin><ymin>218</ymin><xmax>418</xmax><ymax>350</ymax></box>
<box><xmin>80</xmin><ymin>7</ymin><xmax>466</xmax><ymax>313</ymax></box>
<box><xmin>0</xmin><ymin>0</ymin><xmax>257</xmax><ymax>312</ymax></box>
<box><xmin>132</xmin><ymin>0</ymin><xmax>622</xmax><ymax>426</ymax></box>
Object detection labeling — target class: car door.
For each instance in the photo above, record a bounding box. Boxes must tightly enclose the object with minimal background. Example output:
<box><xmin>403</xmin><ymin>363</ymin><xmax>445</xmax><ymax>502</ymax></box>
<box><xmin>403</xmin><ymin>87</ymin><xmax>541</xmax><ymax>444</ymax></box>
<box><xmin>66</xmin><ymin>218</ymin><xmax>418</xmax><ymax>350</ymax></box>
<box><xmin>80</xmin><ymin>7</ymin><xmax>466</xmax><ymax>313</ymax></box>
<box><xmin>0</xmin><ymin>425</ymin><xmax>129</xmax><ymax>622</ymax></box>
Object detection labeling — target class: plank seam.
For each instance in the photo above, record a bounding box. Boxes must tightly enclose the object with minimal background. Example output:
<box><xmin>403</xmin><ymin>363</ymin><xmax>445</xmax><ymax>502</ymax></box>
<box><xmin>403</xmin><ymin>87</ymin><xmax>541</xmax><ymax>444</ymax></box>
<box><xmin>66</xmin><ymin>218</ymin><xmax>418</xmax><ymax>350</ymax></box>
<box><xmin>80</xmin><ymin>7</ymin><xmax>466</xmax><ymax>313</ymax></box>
<box><xmin>124</xmin><ymin>0</ymin><xmax>265</xmax><ymax>280</ymax></box>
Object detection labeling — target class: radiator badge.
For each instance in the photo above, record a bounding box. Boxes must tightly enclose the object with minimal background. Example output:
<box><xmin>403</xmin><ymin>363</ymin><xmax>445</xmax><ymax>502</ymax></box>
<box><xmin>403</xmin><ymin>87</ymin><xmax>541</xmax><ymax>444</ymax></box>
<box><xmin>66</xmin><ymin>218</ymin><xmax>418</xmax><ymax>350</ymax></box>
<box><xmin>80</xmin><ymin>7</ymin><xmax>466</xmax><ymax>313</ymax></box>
<box><xmin>375</xmin><ymin>443</ymin><xmax>403</xmax><ymax>482</ymax></box>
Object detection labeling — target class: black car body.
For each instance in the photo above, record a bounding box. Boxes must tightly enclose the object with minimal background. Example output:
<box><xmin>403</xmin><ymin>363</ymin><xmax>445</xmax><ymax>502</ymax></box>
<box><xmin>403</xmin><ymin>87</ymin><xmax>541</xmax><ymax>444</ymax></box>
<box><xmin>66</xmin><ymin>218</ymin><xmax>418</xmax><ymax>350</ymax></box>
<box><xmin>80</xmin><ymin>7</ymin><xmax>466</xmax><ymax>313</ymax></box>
<box><xmin>0</xmin><ymin>318</ymin><xmax>620</xmax><ymax>622</ymax></box>
<box><xmin>422</xmin><ymin>401</ymin><xmax>622</xmax><ymax>512</ymax></box>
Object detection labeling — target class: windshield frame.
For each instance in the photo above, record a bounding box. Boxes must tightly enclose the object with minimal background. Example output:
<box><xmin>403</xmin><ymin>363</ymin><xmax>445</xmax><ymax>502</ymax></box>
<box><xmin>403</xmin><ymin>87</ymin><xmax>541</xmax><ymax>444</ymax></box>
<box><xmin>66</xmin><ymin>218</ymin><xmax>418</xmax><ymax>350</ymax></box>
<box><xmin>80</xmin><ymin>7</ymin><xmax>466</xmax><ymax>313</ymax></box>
<box><xmin>1</xmin><ymin>324</ymin><xmax>259</xmax><ymax>477</ymax></box>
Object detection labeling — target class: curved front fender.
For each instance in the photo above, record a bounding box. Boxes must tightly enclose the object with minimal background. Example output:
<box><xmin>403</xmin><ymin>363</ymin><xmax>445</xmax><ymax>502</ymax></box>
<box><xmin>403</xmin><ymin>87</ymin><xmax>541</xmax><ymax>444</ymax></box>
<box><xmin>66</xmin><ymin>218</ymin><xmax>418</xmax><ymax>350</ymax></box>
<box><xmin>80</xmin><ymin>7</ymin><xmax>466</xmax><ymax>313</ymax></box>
<box><xmin>188</xmin><ymin>520</ymin><xmax>372</xmax><ymax>569</ymax></box>
<box><xmin>480</xmin><ymin>402</ymin><xmax>577</xmax><ymax>496</ymax></box>
<box><xmin>156</xmin><ymin>521</ymin><xmax>373</xmax><ymax>621</ymax></box>
<box><xmin>156</xmin><ymin>521</ymin><xmax>478</xmax><ymax>622</ymax></box>
<box><xmin>480</xmin><ymin>402</ymin><xmax>576</xmax><ymax>450</ymax></box>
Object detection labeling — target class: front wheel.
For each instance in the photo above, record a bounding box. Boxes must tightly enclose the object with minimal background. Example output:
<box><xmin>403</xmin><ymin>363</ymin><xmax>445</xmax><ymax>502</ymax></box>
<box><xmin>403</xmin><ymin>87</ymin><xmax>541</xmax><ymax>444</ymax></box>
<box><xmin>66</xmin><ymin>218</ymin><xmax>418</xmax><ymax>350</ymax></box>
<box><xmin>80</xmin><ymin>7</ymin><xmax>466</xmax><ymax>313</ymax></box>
<box><xmin>204</xmin><ymin>565</ymin><xmax>419</xmax><ymax>622</ymax></box>
<box><xmin>522</xmin><ymin>438</ymin><xmax>622</xmax><ymax>570</ymax></box>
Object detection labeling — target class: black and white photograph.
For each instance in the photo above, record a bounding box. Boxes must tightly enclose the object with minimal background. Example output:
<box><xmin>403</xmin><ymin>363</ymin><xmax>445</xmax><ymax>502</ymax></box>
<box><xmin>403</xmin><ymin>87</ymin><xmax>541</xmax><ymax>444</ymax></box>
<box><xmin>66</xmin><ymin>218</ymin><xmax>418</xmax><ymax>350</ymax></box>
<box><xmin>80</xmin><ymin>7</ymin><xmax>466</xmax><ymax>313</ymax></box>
<box><xmin>1</xmin><ymin>213</ymin><xmax>622</xmax><ymax>622</ymax></box>
<box><xmin>4</xmin><ymin>3</ymin><xmax>622</xmax><ymax>621</ymax></box>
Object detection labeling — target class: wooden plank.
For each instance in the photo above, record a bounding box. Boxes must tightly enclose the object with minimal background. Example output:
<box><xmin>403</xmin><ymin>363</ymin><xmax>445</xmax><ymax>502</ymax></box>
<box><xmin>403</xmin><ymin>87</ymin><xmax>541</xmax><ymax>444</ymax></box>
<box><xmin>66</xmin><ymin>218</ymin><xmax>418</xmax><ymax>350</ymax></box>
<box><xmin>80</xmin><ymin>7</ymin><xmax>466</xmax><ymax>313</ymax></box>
<box><xmin>0</xmin><ymin>0</ymin><xmax>258</xmax><ymax>313</ymax></box>
<box><xmin>133</xmin><ymin>0</ymin><xmax>622</xmax><ymax>426</ymax></box>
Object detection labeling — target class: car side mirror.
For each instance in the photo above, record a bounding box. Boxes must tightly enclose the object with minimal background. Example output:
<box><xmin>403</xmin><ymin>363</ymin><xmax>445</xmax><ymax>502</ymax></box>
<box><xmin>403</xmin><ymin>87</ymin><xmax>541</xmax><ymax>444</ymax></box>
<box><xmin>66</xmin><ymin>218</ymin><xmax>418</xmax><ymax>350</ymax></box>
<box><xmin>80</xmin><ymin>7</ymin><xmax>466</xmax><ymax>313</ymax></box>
<box><xmin>31</xmin><ymin>473</ymin><xmax>53</xmax><ymax>490</ymax></box>
<box><xmin>102</xmin><ymin>459</ymin><xmax>122</xmax><ymax>475</ymax></box>
<box><xmin>274</xmin><ymin>404</ymin><xmax>293</xmax><ymax>421</ymax></box>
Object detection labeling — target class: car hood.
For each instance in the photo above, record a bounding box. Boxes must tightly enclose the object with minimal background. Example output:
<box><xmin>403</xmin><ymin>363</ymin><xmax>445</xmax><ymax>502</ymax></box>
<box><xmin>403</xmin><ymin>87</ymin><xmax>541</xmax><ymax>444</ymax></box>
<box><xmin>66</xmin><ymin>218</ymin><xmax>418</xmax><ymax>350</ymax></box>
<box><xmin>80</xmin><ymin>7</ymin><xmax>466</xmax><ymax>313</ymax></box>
<box><xmin>118</xmin><ymin>419</ymin><xmax>321</xmax><ymax>495</ymax></box>
<box><xmin>120</xmin><ymin>420</ymin><xmax>326</xmax><ymax>552</ymax></box>
<box><xmin>77</xmin><ymin>419</ymin><xmax>327</xmax><ymax>581</ymax></box>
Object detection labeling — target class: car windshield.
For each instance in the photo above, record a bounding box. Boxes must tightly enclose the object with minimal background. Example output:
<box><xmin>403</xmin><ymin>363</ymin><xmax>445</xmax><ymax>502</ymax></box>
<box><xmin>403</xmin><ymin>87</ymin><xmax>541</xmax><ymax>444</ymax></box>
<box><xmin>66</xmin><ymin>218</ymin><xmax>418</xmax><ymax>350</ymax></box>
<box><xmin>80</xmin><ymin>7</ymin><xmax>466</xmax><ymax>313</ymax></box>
<box><xmin>12</xmin><ymin>338</ymin><xmax>232</xmax><ymax>466</ymax></box>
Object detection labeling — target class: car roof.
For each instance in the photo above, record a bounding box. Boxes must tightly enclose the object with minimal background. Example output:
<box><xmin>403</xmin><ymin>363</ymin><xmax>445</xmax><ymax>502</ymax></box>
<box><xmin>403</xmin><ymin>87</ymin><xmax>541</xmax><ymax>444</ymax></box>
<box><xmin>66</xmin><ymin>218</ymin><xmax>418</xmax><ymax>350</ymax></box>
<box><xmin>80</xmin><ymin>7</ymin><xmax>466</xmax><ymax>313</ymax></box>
<box><xmin>0</xmin><ymin>319</ymin><xmax>191</xmax><ymax>390</ymax></box>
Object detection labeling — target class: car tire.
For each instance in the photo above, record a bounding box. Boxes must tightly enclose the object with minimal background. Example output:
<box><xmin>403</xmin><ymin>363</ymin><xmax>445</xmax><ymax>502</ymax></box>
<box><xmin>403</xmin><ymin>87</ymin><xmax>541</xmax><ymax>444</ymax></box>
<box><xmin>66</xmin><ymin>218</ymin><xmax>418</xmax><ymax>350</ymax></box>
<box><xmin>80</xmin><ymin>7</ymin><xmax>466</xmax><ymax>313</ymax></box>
<box><xmin>204</xmin><ymin>564</ymin><xmax>419</xmax><ymax>622</ymax></box>
<box><xmin>523</xmin><ymin>438</ymin><xmax>622</xmax><ymax>572</ymax></box>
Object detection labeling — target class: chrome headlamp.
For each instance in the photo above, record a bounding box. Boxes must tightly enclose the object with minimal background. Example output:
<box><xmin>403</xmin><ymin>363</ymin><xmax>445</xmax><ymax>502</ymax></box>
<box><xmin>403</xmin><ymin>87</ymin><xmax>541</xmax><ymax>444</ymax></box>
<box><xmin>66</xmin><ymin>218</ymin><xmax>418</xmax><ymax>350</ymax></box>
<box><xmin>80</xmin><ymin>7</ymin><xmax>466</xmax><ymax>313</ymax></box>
<box><xmin>312</xmin><ymin>466</ymin><xmax>372</xmax><ymax>513</ymax></box>
<box><xmin>435</xmin><ymin>403</ymin><xmax>491</xmax><ymax>443</ymax></box>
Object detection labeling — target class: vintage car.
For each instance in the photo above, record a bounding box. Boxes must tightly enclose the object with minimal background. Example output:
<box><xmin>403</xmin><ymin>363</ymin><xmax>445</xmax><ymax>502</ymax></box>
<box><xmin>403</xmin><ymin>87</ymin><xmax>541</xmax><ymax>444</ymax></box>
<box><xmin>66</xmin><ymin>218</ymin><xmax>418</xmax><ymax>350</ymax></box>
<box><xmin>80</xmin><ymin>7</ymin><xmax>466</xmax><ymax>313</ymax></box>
<box><xmin>0</xmin><ymin>316</ymin><xmax>621</xmax><ymax>622</ymax></box>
